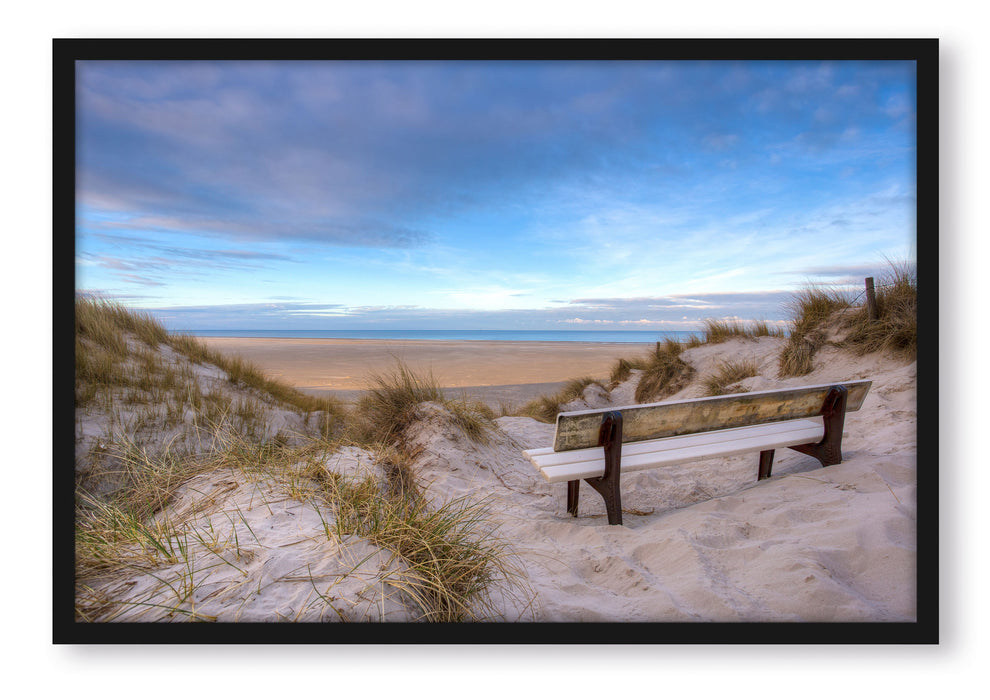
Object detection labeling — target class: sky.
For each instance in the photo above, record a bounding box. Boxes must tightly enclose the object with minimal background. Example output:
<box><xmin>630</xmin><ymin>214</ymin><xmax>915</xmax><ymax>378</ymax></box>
<box><xmin>74</xmin><ymin>59</ymin><xmax>917</xmax><ymax>331</ymax></box>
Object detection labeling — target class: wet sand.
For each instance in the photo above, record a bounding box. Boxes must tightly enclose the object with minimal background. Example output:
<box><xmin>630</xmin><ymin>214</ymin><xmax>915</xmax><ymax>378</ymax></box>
<box><xmin>196</xmin><ymin>337</ymin><xmax>652</xmax><ymax>407</ymax></box>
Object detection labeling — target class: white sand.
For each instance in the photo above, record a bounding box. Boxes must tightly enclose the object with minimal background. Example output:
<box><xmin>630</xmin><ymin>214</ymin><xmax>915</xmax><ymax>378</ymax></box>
<box><xmin>403</xmin><ymin>336</ymin><xmax>916</xmax><ymax>621</ymax></box>
<box><xmin>92</xmin><ymin>449</ymin><xmax>417</xmax><ymax>622</ymax></box>
<box><xmin>78</xmin><ymin>334</ymin><xmax>916</xmax><ymax>622</ymax></box>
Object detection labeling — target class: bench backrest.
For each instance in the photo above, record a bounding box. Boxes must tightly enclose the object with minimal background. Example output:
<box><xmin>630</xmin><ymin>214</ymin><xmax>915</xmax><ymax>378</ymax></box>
<box><xmin>552</xmin><ymin>380</ymin><xmax>872</xmax><ymax>452</ymax></box>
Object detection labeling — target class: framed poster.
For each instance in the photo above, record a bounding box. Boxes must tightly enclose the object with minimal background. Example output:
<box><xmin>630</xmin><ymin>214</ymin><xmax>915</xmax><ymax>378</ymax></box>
<box><xmin>55</xmin><ymin>37</ymin><xmax>937</xmax><ymax>644</ymax></box>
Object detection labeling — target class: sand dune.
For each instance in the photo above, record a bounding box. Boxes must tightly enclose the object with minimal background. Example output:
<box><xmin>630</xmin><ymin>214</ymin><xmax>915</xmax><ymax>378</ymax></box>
<box><xmin>77</xmin><ymin>333</ymin><xmax>916</xmax><ymax>623</ymax></box>
<box><xmin>405</xmin><ymin>335</ymin><xmax>917</xmax><ymax>621</ymax></box>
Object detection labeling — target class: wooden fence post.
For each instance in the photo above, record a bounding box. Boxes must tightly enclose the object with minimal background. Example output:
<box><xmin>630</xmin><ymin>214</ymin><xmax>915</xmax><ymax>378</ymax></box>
<box><xmin>865</xmin><ymin>277</ymin><xmax>879</xmax><ymax>320</ymax></box>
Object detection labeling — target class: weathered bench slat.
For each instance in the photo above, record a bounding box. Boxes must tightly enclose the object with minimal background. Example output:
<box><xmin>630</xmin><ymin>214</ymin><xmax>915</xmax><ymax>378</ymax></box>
<box><xmin>527</xmin><ymin>418</ymin><xmax>825</xmax><ymax>482</ymax></box>
<box><xmin>552</xmin><ymin>380</ymin><xmax>872</xmax><ymax>452</ymax></box>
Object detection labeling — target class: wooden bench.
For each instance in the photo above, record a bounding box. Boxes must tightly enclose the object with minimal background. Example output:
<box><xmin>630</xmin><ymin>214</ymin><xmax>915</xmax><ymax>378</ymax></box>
<box><xmin>523</xmin><ymin>380</ymin><xmax>872</xmax><ymax>525</ymax></box>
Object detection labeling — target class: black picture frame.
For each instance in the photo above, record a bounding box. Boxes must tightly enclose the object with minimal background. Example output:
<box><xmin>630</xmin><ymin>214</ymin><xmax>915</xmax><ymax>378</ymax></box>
<box><xmin>54</xmin><ymin>37</ymin><xmax>938</xmax><ymax>645</ymax></box>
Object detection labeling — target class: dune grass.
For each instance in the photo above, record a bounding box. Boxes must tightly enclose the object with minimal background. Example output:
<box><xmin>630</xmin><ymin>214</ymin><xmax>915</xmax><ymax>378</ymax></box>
<box><xmin>169</xmin><ymin>330</ymin><xmax>345</xmax><ymax>421</ymax></box>
<box><xmin>777</xmin><ymin>335</ymin><xmax>822</xmax><ymax>378</ymax></box>
<box><xmin>634</xmin><ymin>339</ymin><xmax>695</xmax><ymax>403</ymax></box>
<box><xmin>841</xmin><ymin>261</ymin><xmax>917</xmax><ymax>357</ymax></box>
<box><xmin>788</xmin><ymin>286</ymin><xmax>852</xmax><ymax>333</ymax></box>
<box><xmin>77</xmin><ymin>296</ymin><xmax>337</xmax><ymax>414</ymax></box>
<box><xmin>777</xmin><ymin>285</ymin><xmax>851</xmax><ymax>377</ymax></box>
<box><xmin>700</xmin><ymin>319</ymin><xmax>785</xmax><ymax>344</ymax></box>
<box><xmin>310</xmin><ymin>463</ymin><xmax>526</xmax><ymax>622</ymax></box>
<box><xmin>608</xmin><ymin>357</ymin><xmax>647</xmax><ymax>385</ymax></box>
<box><xmin>353</xmin><ymin>360</ymin><xmax>496</xmax><ymax>445</ymax></box>
<box><xmin>352</xmin><ymin>361</ymin><xmax>443</xmax><ymax>444</ymax></box>
<box><xmin>76</xmin><ymin>297</ymin><xmax>168</xmax><ymax>354</ymax></box>
<box><xmin>599</xmin><ymin>322</ymin><xmax>782</xmax><ymax>405</ymax></box>
<box><xmin>520</xmin><ymin>338</ymin><xmax>696</xmax><ymax>419</ymax></box>
<box><xmin>777</xmin><ymin>264</ymin><xmax>916</xmax><ymax>376</ymax></box>
<box><xmin>746</xmin><ymin>320</ymin><xmax>787</xmax><ymax>338</ymax></box>
<box><xmin>74</xmin><ymin>426</ymin><xmax>225</xmax><ymax>599</ymax></box>
<box><xmin>76</xmin><ymin>297</ymin><xmax>348</xmax><ymax>441</ymax></box>
<box><xmin>702</xmin><ymin>358</ymin><xmax>759</xmax><ymax>396</ymax></box>
<box><xmin>517</xmin><ymin>376</ymin><xmax>605</xmax><ymax>423</ymax></box>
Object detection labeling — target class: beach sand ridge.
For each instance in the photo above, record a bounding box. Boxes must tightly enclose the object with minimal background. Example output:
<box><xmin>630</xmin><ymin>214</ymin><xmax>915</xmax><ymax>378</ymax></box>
<box><xmin>77</xmin><ymin>332</ymin><xmax>917</xmax><ymax>623</ymax></box>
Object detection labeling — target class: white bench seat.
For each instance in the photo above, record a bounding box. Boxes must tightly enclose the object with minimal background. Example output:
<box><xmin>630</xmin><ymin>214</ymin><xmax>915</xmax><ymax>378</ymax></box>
<box><xmin>524</xmin><ymin>417</ymin><xmax>825</xmax><ymax>483</ymax></box>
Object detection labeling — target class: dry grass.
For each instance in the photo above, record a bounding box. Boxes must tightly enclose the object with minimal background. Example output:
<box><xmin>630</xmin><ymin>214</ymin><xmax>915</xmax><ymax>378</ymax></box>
<box><xmin>608</xmin><ymin>357</ymin><xmax>647</xmax><ymax>385</ymax></box>
<box><xmin>74</xmin><ymin>424</ymin><xmax>230</xmax><ymax>595</ymax></box>
<box><xmin>747</xmin><ymin>320</ymin><xmax>787</xmax><ymax>338</ymax></box>
<box><xmin>788</xmin><ymin>286</ymin><xmax>851</xmax><ymax>333</ymax></box>
<box><xmin>701</xmin><ymin>319</ymin><xmax>749</xmax><ymax>343</ymax></box>
<box><xmin>518</xmin><ymin>377</ymin><xmax>605</xmax><ymax>423</ymax></box>
<box><xmin>841</xmin><ymin>261</ymin><xmax>917</xmax><ymax>357</ymax></box>
<box><xmin>777</xmin><ymin>286</ymin><xmax>851</xmax><ymax>377</ymax></box>
<box><xmin>76</xmin><ymin>297</ymin><xmax>348</xmax><ymax>440</ymax></box>
<box><xmin>311</xmin><ymin>463</ymin><xmax>527</xmax><ymax>622</ymax></box>
<box><xmin>777</xmin><ymin>265</ymin><xmax>915</xmax><ymax>377</ymax></box>
<box><xmin>635</xmin><ymin>339</ymin><xmax>695</xmax><ymax>403</ymax></box>
<box><xmin>68</xmin><ymin>304</ymin><xmax>335</xmax><ymax>417</ymax></box>
<box><xmin>702</xmin><ymin>318</ymin><xmax>786</xmax><ymax>344</ymax></box>
<box><xmin>519</xmin><ymin>339</ymin><xmax>696</xmax><ymax>421</ymax></box>
<box><xmin>702</xmin><ymin>359</ymin><xmax>759</xmax><ymax>396</ymax></box>
<box><xmin>76</xmin><ymin>297</ymin><xmax>168</xmax><ymax>353</ymax></box>
<box><xmin>352</xmin><ymin>360</ymin><xmax>495</xmax><ymax>445</ymax></box>
<box><xmin>777</xmin><ymin>334</ymin><xmax>823</xmax><ymax>377</ymax></box>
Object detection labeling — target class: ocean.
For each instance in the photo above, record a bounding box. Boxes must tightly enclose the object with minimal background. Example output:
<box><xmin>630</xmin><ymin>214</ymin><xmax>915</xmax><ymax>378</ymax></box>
<box><xmin>180</xmin><ymin>329</ymin><xmax>695</xmax><ymax>344</ymax></box>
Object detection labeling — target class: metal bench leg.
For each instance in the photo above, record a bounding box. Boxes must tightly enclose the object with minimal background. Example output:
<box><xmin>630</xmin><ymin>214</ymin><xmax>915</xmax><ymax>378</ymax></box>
<box><xmin>758</xmin><ymin>449</ymin><xmax>775</xmax><ymax>480</ymax></box>
<box><xmin>567</xmin><ymin>480</ymin><xmax>580</xmax><ymax>517</ymax></box>
<box><xmin>789</xmin><ymin>385</ymin><xmax>849</xmax><ymax>467</ymax></box>
<box><xmin>582</xmin><ymin>411</ymin><xmax>624</xmax><ymax>525</ymax></box>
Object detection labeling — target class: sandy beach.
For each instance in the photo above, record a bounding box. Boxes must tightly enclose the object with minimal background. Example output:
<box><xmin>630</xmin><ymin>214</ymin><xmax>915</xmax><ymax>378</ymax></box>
<box><xmin>78</xmin><ymin>330</ymin><xmax>918</xmax><ymax>623</ymax></box>
<box><xmin>196</xmin><ymin>336</ymin><xmax>652</xmax><ymax>406</ymax></box>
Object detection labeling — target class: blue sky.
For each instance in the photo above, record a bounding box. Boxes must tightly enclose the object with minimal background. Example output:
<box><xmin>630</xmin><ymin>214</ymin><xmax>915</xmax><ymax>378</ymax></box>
<box><xmin>75</xmin><ymin>60</ymin><xmax>917</xmax><ymax>331</ymax></box>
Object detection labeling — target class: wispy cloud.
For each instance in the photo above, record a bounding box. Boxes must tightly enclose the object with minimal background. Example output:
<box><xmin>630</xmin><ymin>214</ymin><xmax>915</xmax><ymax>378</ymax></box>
<box><xmin>75</xmin><ymin>60</ymin><xmax>917</xmax><ymax>326</ymax></box>
<box><xmin>788</xmin><ymin>263</ymin><xmax>889</xmax><ymax>279</ymax></box>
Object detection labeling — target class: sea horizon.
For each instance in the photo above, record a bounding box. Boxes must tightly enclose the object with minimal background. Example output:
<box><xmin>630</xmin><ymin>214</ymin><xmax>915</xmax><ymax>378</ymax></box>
<box><xmin>177</xmin><ymin>329</ymin><xmax>698</xmax><ymax>343</ymax></box>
